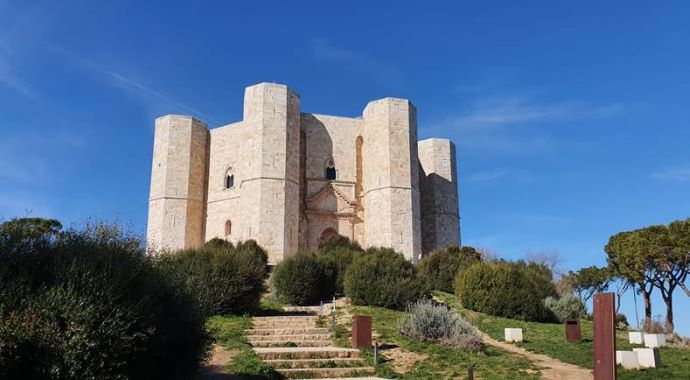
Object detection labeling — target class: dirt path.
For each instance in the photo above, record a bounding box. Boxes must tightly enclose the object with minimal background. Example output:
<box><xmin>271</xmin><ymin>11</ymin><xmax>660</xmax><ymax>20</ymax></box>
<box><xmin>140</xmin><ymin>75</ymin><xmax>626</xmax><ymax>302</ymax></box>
<box><xmin>481</xmin><ymin>333</ymin><xmax>592</xmax><ymax>380</ymax></box>
<box><xmin>198</xmin><ymin>345</ymin><xmax>236</xmax><ymax>379</ymax></box>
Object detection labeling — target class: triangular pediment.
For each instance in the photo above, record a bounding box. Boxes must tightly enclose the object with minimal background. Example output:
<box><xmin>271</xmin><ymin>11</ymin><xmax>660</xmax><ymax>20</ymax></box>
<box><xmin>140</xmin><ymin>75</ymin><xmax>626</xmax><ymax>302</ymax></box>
<box><xmin>306</xmin><ymin>183</ymin><xmax>355</xmax><ymax>213</ymax></box>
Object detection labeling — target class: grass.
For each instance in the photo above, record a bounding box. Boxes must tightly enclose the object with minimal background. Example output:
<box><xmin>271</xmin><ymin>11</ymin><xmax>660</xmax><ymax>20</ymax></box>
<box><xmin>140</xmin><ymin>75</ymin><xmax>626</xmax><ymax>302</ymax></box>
<box><xmin>339</xmin><ymin>304</ymin><xmax>541</xmax><ymax>379</ymax></box>
<box><xmin>206</xmin><ymin>315</ymin><xmax>283</xmax><ymax>379</ymax></box>
<box><xmin>434</xmin><ymin>291</ymin><xmax>690</xmax><ymax>379</ymax></box>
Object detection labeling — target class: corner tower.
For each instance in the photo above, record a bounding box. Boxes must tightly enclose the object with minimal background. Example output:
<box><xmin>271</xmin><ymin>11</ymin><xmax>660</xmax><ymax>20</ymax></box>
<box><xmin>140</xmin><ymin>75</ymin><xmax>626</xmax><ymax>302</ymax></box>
<box><xmin>242</xmin><ymin>83</ymin><xmax>301</xmax><ymax>263</ymax></box>
<box><xmin>147</xmin><ymin>115</ymin><xmax>209</xmax><ymax>251</ymax></box>
<box><xmin>418</xmin><ymin>138</ymin><xmax>460</xmax><ymax>254</ymax></box>
<box><xmin>362</xmin><ymin>98</ymin><xmax>422</xmax><ymax>260</ymax></box>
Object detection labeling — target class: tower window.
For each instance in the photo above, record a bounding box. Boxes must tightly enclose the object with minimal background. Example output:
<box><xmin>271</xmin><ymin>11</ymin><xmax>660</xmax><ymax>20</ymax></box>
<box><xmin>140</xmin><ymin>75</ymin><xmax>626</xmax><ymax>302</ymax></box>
<box><xmin>225</xmin><ymin>220</ymin><xmax>232</xmax><ymax>236</ymax></box>
<box><xmin>224</xmin><ymin>167</ymin><xmax>235</xmax><ymax>189</ymax></box>
<box><xmin>325</xmin><ymin>160</ymin><xmax>336</xmax><ymax>180</ymax></box>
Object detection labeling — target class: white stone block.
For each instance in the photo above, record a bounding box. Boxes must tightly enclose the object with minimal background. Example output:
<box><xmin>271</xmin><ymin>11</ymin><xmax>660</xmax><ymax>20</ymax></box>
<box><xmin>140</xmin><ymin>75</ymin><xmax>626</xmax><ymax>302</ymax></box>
<box><xmin>618</xmin><ymin>350</ymin><xmax>639</xmax><ymax>369</ymax></box>
<box><xmin>504</xmin><ymin>328</ymin><xmax>523</xmax><ymax>342</ymax></box>
<box><xmin>644</xmin><ymin>333</ymin><xmax>666</xmax><ymax>348</ymax></box>
<box><xmin>616</xmin><ymin>350</ymin><xmax>622</xmax><ymax>365</ymax></box>
<box><xmin>628</xmin><ymin>331</ymin><xmax>643</xmax><ymax>344</ymax></box>
<box><xmin>634</xmin><ymin>348</ymin><xmax>660</xmax><ymax>368</ymax></box>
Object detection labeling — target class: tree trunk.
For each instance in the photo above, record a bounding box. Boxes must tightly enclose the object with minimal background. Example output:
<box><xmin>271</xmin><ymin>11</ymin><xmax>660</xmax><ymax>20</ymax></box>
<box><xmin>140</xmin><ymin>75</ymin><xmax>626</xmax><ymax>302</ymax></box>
<box><xmin>664</xmin><ymin>294</ymin><xmax>674</xmax><ymax>333</ymax></box>
<box><xmin>642</xmin><ymin>289</ymin><xmax>652</xmax><ymax>328</ymax></box>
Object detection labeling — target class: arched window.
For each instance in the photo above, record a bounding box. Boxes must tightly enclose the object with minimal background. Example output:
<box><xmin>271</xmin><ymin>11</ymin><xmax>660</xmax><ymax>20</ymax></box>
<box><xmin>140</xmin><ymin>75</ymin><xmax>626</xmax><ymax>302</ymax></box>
<box><xmin>325</xmin><ymin>159</ymin><xmax>336</xmax><ymax>180</ymax></box>
<box><xmin>225</xmin><ymin>220</ymin><xmax>232</xmax><ymax>236</ymax></box>
<box><xmin>224</xmin><ymin>167</ymin><xmax>234</xmax><ymax>189</ymax></box>
<box><xmin>318</xmin><ymin>228</ymin><xmax>338</xmax><ymax>248</ymax></box>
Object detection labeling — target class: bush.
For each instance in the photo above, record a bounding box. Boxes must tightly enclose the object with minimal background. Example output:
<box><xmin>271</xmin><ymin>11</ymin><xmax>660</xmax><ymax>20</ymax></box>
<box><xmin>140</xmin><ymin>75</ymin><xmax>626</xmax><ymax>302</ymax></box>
<box><xmin>543</xmin><ymin>295</ymin><xmax>586</xmax><ymax>323</ymax></box>
<box><xmin>315</xmin><ymin>236</ymin><xmax>363</xmax><ymax>294</ymax></box>
<box><xmin>344</xmin><ymin>248</ymin><xmax>427</xmax><ymax>310</ymax></box>
<box><xmin>455</xmin><ymin>261</ymin><xmax>557</xmax><ymax>322</ymax></box>
<box><xmin>398</xmin><ymin>299</ymin><xmax>482</xmax><ymax>352</ymax></box>
<box><xmin>155</xmin><ymin>239</ymin><xmax>268</xmax><ymax>317</ymax></box>
<box><xmin>417</xmin><ymin>246</ymin><xmax>481</xmax><ymax>293</ymax></box>
<box><xmin>616</xmin><ymin>313</ymin><xmax>629</xmax><ymax>329</ymax></box>
<box><xmin>272</xmin><ymin>253</ymin><xmax>335</xmax><ymax>305</ymax></box>
<box><xmin>0</xmin><ymin>218</ymin><xmax>209</xmax><ymax>379</ymax></box>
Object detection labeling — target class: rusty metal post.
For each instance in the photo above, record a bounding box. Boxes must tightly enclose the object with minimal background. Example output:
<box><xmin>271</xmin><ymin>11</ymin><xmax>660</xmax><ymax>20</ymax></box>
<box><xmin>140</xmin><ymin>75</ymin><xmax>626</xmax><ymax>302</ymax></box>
<box><xmin>565</xmin><ymin>319</ymin><xmax>582</xmax><ymax>342</ymax></box>
<box><xmin>593</xmin><ymin>292</ymin><xmax>616</xmax><ymax>380</ymax></box>
<box><xmin>467</xmin><ymin>364</ymin><xmax>475</xmax><ymax>380</ymax></box>
<box><xmin>352</xmin><ymin>315</ymin><xmax>372</xmax><ymax>349</ymax></box>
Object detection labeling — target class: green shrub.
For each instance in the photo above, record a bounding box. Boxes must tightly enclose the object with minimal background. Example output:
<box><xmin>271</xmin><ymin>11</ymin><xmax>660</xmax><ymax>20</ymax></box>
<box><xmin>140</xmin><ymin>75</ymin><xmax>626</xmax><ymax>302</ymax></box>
<box><xmin>273</xmin><ymin>253</ymin><xmax>335</xmax><ymax>305</ymax></box>
<box><xmin>455</xmin><ymin>261</ymin><xmax>557</xmax><ymax>322</ymax></box>
<box><xmin>398</xmin><ymin>299</ymin><xmax>482</xmax><ymax>352</ymax></box>
<box><xmin>344</xmin><ymin>248</ymin><xmax>427</xmax><ymax>310</ymax></box>
<box><xmin>543</xmin><ymin>294</ymin><xmax>586</xmax><ymax>323</ymax></box>
<box><xmin>319</xmin><ymin>234</ymin><xmax>363</xmax><ymax>253</ymax></box>
<box><xmin>155</xmin><ymin>239</ymin><xmax>268</xmax><ymax>317</ymax></box>
<box><xmin>417</xmin><ymin>246</ymin><xmax>481</xmax><ymax>293</ymax></box>
<box><xmin>0</xmin><ymin>218</ymin><xmax>209</xmax><ymax>380</ymax></box>
<box><xmin>315</xmin><ymin>236</ymin><xmax>363</xmax><ymax>294</ymax></box>
<box><xmin>616</xmin><ymin>313</ymin><xmax>629</xmax><ymax>329</ymax></box>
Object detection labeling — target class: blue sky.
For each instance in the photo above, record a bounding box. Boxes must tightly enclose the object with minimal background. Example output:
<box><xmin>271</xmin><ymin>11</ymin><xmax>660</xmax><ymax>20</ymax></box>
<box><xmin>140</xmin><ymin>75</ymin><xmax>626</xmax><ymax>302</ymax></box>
<box><xmin>1</xmin><ymin>1</ymin><xmax>689</xmax><ymax>334</ymax></box>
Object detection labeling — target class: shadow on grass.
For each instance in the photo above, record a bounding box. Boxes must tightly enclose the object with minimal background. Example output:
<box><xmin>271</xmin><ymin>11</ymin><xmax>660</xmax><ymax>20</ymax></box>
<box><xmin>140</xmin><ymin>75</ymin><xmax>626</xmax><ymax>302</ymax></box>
<box><xmin>378</xmin><ymin>343</ymin><xmax>399</xmax><ymax>350</ymax></box>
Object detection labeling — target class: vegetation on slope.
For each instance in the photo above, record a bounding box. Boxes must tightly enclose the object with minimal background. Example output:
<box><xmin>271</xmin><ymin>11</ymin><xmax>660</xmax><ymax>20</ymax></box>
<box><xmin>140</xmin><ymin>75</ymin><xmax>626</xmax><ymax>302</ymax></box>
<box><xmin>435</xmin><ymin>291</ymin><xmax>690</xmax><ymax>380</ymax></box>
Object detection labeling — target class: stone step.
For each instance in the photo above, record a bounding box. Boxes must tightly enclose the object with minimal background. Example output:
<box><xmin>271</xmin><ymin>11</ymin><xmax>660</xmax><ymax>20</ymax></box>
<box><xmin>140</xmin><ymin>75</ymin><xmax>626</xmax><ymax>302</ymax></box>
<box><xmin>249</xmin><ymin>339</ymin><xmax>332</xmax><ymax>347</ymax></box>
<box><xmin>306</xmin><ymin>378</ymin><xmax>389</xmax><ymax>380</ymax></box>
<box><xmin>246</xmin><ymin>333</ymin><xmax>332</xmax><ymax>341</ymax></box>
<box><xmin>277</xmin><ymin>366</ymin><xmax>376</xmax><ymax>378</ymax></box>
<box><xmin>251</xmin><ymin>323</ymin><xmax>319</xmax><ymax>329</ymax></box>
<box><xmin>282</xmin><ymin>305</ymin><xmax>326</xmax><ymax>313</ymax></box>
<box><xmin>254</xmin><ymin>347</ymin><xmax>360</xmax><ymax>360</ymax></box>
<box><xmin>250</xmin><ymin>321</ymin><xmax>318</xmax><ymax>326</ymax></box>
<box><xmin>265</xmin><ymin>357</ymin><xmax>366</xmax><ymax>369</ymax></box>
<box><xmin>245</xmin><ymin>327</ymin><xmax>330</xmax><ymax>335</ymax></box>
<box><xmin>306</xmin><ymin>378</ymin><xmax>388</xmax><ymax>380</ymax></box>
<box><xmin>252</xmin><ymin>316</ymin><xmax>318</xmax><ymax>322</ymax></box>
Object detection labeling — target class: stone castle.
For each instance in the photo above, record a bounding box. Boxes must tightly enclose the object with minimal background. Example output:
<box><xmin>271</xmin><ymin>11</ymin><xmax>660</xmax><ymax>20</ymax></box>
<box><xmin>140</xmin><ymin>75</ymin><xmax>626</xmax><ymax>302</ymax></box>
<box><xmin>146</xmin><ymin>83</ymin><xmax>459</xmax><ymax>263</ymax></box>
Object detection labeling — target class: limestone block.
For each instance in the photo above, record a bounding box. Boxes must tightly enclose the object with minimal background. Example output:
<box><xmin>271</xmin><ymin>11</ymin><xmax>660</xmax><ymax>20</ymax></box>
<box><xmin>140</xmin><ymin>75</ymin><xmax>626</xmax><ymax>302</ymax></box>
<box><xmin>504</xmin><ymin>328</ymin><xmax>523</xmax><ymax>342</ymax></box>
<box><xmin>628</xmin><ymin>331</ymin><xmax>644</xmax><ymax>344</ymax></box>
<box><xmin>617</xmin><ymin>350</ymin><xmax>639</xmax><ymax>369</ymax></box>
<box><xmin>633</xmin><ymin>348</ymin><xmax>660</xmax><ymax>368</ymax></box>
<box><xmin>644</xmin><ymin>333</ymin><xmax>666</xmax><ymax>348</ymax></box>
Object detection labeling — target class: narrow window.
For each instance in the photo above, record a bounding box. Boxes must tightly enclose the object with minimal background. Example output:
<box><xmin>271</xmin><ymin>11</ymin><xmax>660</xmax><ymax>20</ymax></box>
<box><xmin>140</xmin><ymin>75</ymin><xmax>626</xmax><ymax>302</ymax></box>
<box><xmin>225</xmin><ymin>220</ymin><xmax>232</xmax><ymax>236</ymax></box>
<box><xmin>224</xmin><ymin>166</ymin><xmax>235</xmax><ymax>189</ymax></box>
<box><xmin>325</xmin><ymin>160</ymin><xmax>336</xmax><ymax>180</ymax></box>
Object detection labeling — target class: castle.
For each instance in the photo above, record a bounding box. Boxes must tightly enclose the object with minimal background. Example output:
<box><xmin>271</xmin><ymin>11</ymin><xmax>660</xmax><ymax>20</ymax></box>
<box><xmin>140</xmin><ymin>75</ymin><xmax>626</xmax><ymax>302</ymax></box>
<box><xmin>146</xmin><ymin>83</ymin><xmax>459</xmax><ymax>263</ymax></box>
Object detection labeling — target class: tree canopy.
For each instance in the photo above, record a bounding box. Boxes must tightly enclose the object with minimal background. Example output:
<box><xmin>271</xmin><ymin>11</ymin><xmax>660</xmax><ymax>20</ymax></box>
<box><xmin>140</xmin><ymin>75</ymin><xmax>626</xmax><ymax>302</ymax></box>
<box><xmin>605</xmin><ymin>219</ymin><xmax>690</xmax><ymax>332</ymax></box>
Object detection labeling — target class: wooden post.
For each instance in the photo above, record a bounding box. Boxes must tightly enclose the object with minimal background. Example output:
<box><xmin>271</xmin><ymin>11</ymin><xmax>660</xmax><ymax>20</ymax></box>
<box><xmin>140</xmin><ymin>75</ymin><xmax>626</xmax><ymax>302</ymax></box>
<box><xmin>352</xmin><ymin>315</ymin><xmax>372</xmax><ymax>349</ymax></box>
<box><xmin>593</xmin><ymin>292</ymin><xmax>616</xmax><ymax>380</ymax></box>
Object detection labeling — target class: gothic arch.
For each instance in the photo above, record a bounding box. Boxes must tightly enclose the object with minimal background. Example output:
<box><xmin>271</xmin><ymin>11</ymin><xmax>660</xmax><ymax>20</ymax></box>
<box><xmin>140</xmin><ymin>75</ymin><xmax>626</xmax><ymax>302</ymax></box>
<box><xmin>324</xmin><ymin>158</ymin><xmax>336</xmax><ymax>180</ymax></box>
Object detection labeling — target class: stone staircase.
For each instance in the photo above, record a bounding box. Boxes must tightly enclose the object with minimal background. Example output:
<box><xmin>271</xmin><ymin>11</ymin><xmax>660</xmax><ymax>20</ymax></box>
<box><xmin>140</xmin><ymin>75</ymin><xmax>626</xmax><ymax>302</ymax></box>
<box><xmin>247</xmin><ymin>311</ymin><xmax>376</xmax><ymax>378</ymax></box>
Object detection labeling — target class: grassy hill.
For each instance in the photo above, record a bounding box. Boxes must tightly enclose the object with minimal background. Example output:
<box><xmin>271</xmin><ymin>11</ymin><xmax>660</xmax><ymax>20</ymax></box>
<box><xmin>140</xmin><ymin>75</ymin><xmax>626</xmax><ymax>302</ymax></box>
<box><xmin>205</xmin><ymin>293</ymin><xmax>689</xmax><ymax>379</ymax></box>
<box><xmin>434</xmin><ymin>291</ymin><xmax>690</xmax><ymax>380</ymax></box>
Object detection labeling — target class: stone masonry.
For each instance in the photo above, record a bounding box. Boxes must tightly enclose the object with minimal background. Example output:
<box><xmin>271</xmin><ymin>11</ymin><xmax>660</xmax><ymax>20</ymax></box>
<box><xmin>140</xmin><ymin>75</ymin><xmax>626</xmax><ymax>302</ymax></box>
<box><xmin>146</xmin><ymin>83</ymin><xmax>460</xmax><ymax>263</ymax></box>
